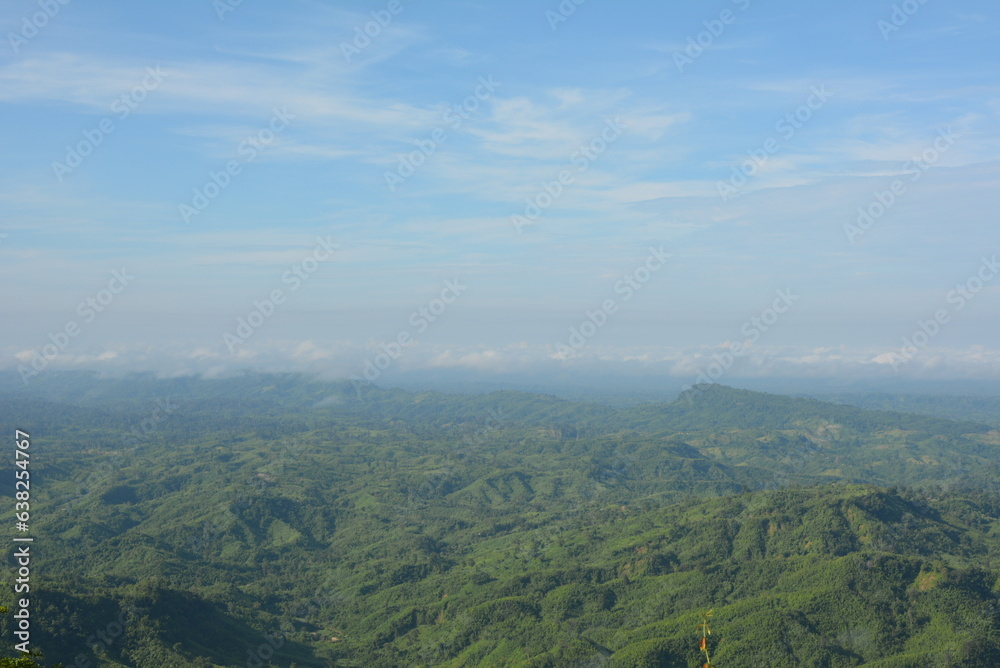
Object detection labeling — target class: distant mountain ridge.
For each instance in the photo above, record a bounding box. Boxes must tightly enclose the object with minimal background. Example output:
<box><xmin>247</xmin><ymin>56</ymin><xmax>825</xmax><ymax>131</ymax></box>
<box><xmin>2</xmin><ymin>372</ymin><xmax>999</xmax><ymax>665</ymax></box>
<box><xmin>1</xmin><ymin>370</ymin><xmax>994</xmax><ymax>432</ymax></box>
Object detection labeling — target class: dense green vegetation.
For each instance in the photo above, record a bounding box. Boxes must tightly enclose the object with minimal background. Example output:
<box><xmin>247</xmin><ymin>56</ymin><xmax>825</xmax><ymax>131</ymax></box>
<box><xmin>0</xmin><ymin>372</ymin><xmax>998</xmax><ymax>666</ymax></box>
<box><xmin>810</xmin><ymin>392</ymin><xmax>1000</xmax><ymax>429</ymax></box>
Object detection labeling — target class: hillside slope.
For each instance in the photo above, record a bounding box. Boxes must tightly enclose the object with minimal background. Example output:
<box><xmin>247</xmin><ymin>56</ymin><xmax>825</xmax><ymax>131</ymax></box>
<box><xmin>1</xmin><ymin>373</ymin><xmax>998</xmax><ymax>666</ymax></box>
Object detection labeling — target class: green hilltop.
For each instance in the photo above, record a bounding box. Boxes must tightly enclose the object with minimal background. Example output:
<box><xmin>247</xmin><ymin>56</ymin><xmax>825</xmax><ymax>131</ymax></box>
<box><xmin>0</xmin><ymin>373</ymin><xmax>998</xmax><ymax>666</ymax></box>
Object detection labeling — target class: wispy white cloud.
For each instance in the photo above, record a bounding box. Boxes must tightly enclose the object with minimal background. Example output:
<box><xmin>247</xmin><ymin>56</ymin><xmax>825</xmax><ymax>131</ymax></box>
<box><xmin>6</xmin><ymin>340</ymin><xmax>1000</xmax><ymax>383</ymax></box>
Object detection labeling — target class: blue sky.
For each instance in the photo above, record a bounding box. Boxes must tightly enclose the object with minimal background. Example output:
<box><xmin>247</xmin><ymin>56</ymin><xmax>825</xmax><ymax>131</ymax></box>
<box><xmin>1</xmin><ymin>0</ymin><xmax>998</xmax><ymax>385</ymax></box>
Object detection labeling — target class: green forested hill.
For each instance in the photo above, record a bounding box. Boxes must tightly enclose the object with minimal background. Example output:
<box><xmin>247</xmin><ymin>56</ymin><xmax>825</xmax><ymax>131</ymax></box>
<box><xmin>810</xmin><ymin>392</ymin><xmax>1000</xmax><ymax>429</ymax></box>
<box><xmin>0</xmin><ymin>373</ymin><xmax>998</xmax><ymax>666</ymax></box>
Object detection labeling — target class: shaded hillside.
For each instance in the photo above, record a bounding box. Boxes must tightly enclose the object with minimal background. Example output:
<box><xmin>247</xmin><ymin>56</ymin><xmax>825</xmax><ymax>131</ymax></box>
<box><xmin>11</xmin><ymin>485</ymin><xmax>1000</xmax><ymax>667</ymax></box>
<box><xmin>2</xmin><ymin>373</ymin><xmax>999</xmax><ymax>665</ymax></box>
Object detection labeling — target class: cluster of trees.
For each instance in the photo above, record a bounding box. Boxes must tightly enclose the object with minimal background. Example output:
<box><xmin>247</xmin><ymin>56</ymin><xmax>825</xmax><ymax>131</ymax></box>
<box><xmin>1</xmin><ymin>373</ymin><xmax>998</xmax><ymax>665</ymax></box>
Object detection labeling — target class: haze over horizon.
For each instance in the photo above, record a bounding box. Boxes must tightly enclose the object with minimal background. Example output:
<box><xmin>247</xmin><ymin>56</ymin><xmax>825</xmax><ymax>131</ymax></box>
<box><xmin>2</xmin><ymin>0</ymin><xmax>998</xmax><ymax>387</ymax></box>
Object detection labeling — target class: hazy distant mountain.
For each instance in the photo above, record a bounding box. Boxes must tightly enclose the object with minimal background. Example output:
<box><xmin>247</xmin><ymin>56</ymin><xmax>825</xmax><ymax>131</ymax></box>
<box><xmin>2</xmin><ymin>373</ymin><xmax>998</xmax><ymax>666</ymax></box>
